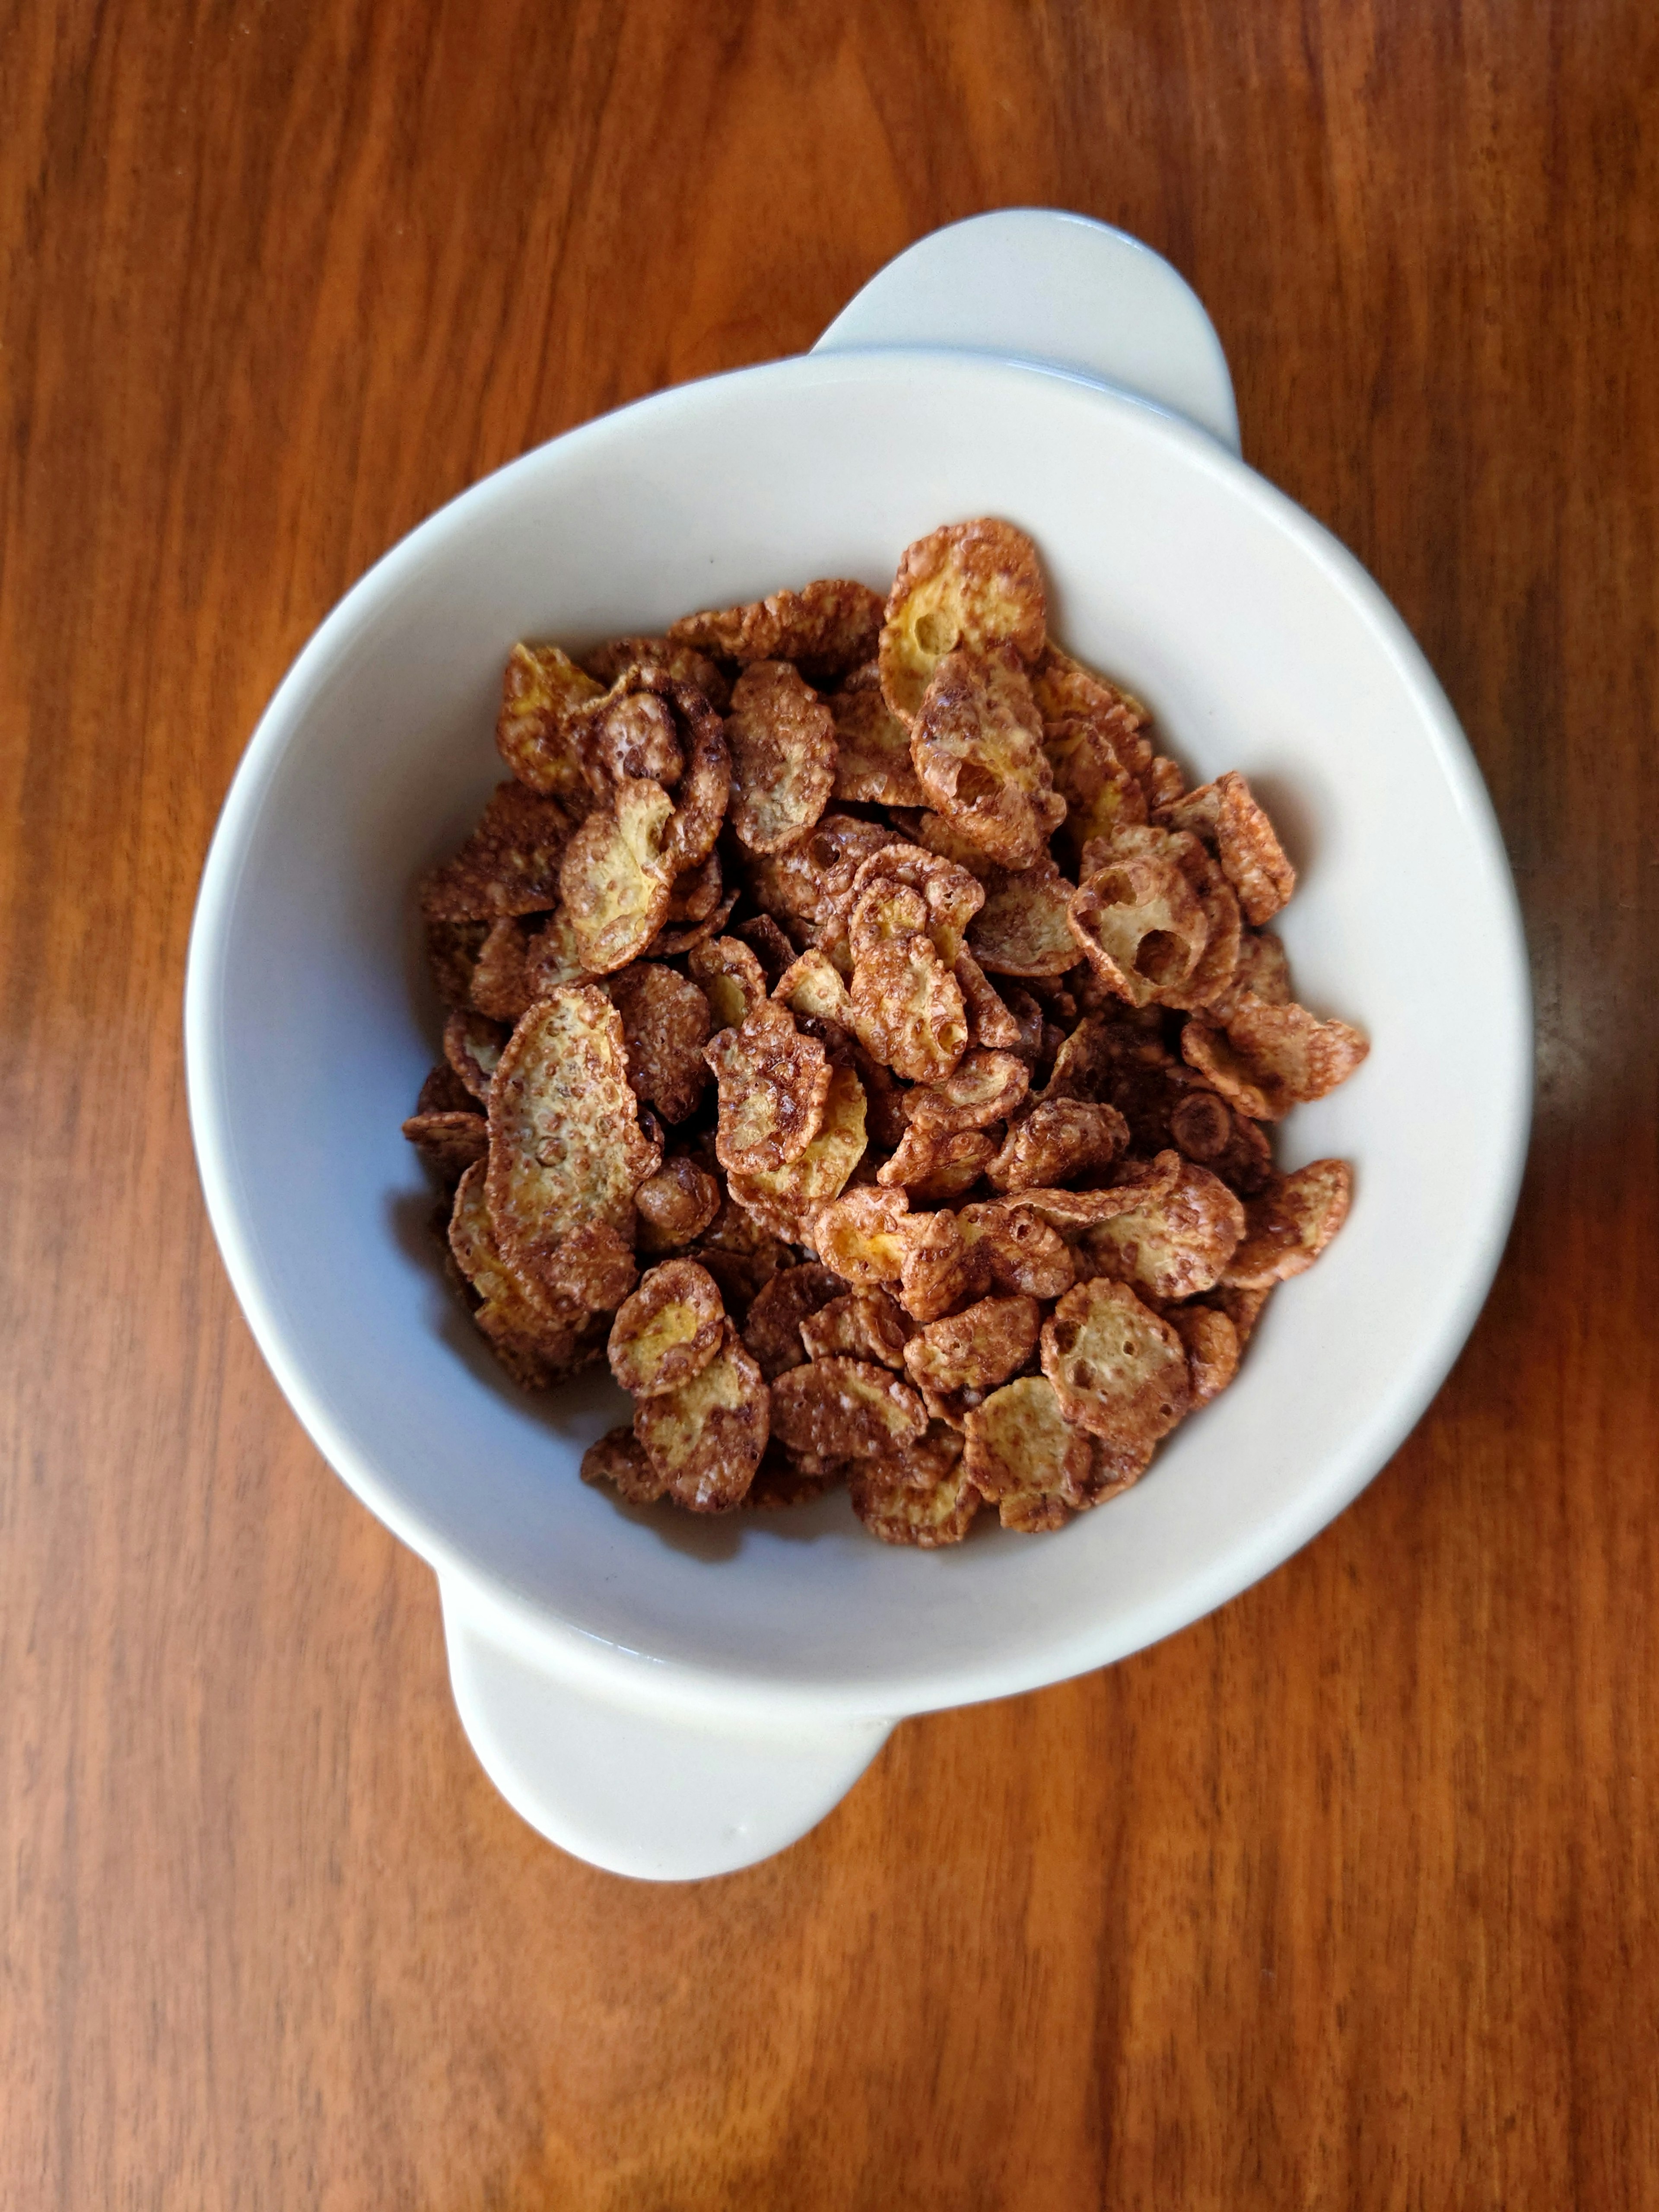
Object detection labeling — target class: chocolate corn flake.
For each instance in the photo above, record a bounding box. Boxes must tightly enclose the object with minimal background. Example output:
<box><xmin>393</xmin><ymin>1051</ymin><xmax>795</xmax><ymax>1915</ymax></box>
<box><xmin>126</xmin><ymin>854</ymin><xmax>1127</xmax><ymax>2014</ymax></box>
<box><xmin>799</xmin><ymin>1288</ymin><xmax>912</xmax><ymax>1371</ymax></box>
<box><xmin>634</xmin><ymin>1154</ymin><xmax>723</xmax><ymax>1253</ymax></box>
<box><xmin>1182</xmin><ymin>992</ymin><xmax>1370</xmax><ymax>1122</ymax></box>
<box><xmin>848</xmin><ymin>878</ymin><xmax>969</xmax><ymax>1086</ymax></box>
<box><xmin>422</xmin><ymin>782</ymin><xmax>577</xmax><ymax>922</ymax></box>
<box><xmin>605</xmin><ymin>961</ymin><xmax>710</xmax><ymax>1125</ymax></box>
<box><xmin>880</xmin><ymin>518</ymin><xmax>1047</xmax><ymax>724</ymax></box>
<box><xmin>581</xmin><ymin>1424</ymin><xmax>668</xmax><ymax>1504</ymax></box>
<box><xmin>705</xmin><ymin>1000</ymin><xmax>832</xmax><ymax>1176</ymax></box>
<box><xmin>688</xmin><ymin>934</ymin><xmax>769</xmax><ymax>1032</ymax></box>
<box><xmin>607</xmin><ymin>1257</ymin><xmax>726</xmax><ymax>1398</ymax></box>
<box><xmin>770</xmin><ymin>1356</ymin><xmax>927</xmax><ymax>1462</ymax></box>
<box><xmin>633</xmin><ymin>1322</ymin><xmax>769</xmax><ymax>1511</ymax></box>
<box><xmin>741</xmin><ymin>1262</ymin><xmax>847</xmax><ymax>1382</ymax></box>
<box><xmin>1039</xmin><ymin>1278</ymin><xmax>1190</xmax><ymax>1447</ymax></box>
<box><xmin>849</xmin><ymin>1438</ymin><xmax>982</xmax><ymax>1547</ymax></box>
<box><xmin>670</xmin><ymin>577</ymin><xmax>884</xmax><ymax>681</ymax></box>
<box><xmin>557</xmin><ymin>776</ymin><xmax>676</xmax><ymax>975</ymax></box>
<box><xmin>406</xmin><ymin>519</ymin><xmax>1364</xmax><ymax>1544</ymax></box>
<box><xmin>725</xmin><ymin>1062</ymin><xmax>867</xmax><ymax>1241</ymax></box>
<box><xmin>580</xmin><ymin>635</ymin><xmax>732</xmax><ymax>712</ymax></box>
<box><xmin>968</xmin><ymin>858</ymin><xmax>1081</xmax><ymax>978</ymax></box>
<box><xmin>909</xmin><ymin>645</ymin><xmax>1064</xmax><ymax>871</ymax></box>
<box><xmin>1223</xmin><ymin>1159</ymin><xmax>1353</xmax><ymax>1287</ymax></box>
<box><xmin>831</xmin><ymin>667</ymin><xmax>926</xmax><ymax>807</ymax></box>
<box><xmin>443</xmin><ymin>1007</ymin><xmax>509</xmax><ymax>1103</ymax></box>
<box><xmin>727</xmin><ymin>660</ymin><xmax>838</xmax><ymax>855</ymax></box>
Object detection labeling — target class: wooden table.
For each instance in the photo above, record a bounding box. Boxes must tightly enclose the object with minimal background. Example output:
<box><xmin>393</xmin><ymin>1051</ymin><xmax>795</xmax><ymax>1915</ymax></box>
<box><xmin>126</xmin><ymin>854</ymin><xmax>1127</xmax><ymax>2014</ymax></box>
<box><xmin>5</xmin><ymin>2</ymin><xmax>1656</xmax><ymax>2202</ymax></box>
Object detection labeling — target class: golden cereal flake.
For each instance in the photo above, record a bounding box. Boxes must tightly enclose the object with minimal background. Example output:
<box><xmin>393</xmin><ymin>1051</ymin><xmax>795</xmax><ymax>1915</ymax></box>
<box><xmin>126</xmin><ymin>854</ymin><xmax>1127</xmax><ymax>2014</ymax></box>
<box><xmin>726</xmin><ymin>660</ymin><xmax>838</xmax><ymax>854</ymax></box>
<box><xmin>670</xmin><ymin>577</ymin><xmax>884</xmax><ymax>679</ymax></box>
<box><xmin>909</xmin><ymin>645</ymin><xmax>1065</xmax><ymax>871</ymax></box>
<box><xmin>769</xmin><ymin>1357</ymin><xmax>927</xmax><ymax>1461</ymax></box>
<box><xmin>1039</xmin><ymin>1278</ymin><xmax>1190</xmax><ymax>1446</ymax></box>
<box><xmin>704</xmin><ymin>999</ymin><xmax>832</xmax><ymax>1175</ymax></box>
<box><xmin>486</xmin><ymin>987</ymin><xmax>659</xmax><ymax>1307</ymax></box>
<box><xmin>605</xmin><ymin>961</ymin><xmax>711</xmax><ymax>1124</ymax></box>
<box><xmin>1222</xmin><ymin>1159</ymin><xmax>1353</xmax><ymax>1287</ymax></box>
<box><xmin>1181</xmin><ymin>991</ymin><xmax>1369</xmax><ymax>1121</ymax></box>
<box><xmin>558</xmin><ymin>777</ymin><xmax>677</xmax><ymax>975</ymax></box>
<box><xmin>422</xmin><ymin>783</ymin><xmax>577</xmax><ymax>921</ymax></box>
<box><xmin>633</xmin><ymin>1322</ymin><xmax>769</xmax><ymax>1511</ymax></box>
<box><xmin>607</xmin><ymin>1258</ymin><xmax>727</xmax><ymax>1398</ymax></box>
<box><xmin>880</xmin><ymin>518</ymin><xmax>1047</xmax><ymax>723</ymax></box>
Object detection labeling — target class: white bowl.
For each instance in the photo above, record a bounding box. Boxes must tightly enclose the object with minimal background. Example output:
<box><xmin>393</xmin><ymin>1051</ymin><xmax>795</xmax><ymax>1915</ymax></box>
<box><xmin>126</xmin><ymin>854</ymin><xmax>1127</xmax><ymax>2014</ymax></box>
<box><xmin>187</xmin><ymin>216</ymin><xmax>1529</xmax><ymax>1879</ymax></box>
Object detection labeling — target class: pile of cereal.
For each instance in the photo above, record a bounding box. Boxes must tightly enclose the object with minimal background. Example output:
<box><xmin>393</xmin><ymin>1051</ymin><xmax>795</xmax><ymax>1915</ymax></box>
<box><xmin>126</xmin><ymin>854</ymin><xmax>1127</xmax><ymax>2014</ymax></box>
<box><xmin>404</xmin><ymin>519</ymin><xmax>1367</xmax><ymax>1544</ymax></box>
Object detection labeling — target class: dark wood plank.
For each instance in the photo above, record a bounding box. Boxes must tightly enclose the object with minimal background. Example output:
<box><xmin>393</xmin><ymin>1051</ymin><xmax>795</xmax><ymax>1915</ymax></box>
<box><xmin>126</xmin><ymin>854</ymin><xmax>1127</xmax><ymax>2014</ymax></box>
<box><xmin>3</xmin><ymin>0</ymin><xmax>1655</xmax><ymax>2203</ymax></box>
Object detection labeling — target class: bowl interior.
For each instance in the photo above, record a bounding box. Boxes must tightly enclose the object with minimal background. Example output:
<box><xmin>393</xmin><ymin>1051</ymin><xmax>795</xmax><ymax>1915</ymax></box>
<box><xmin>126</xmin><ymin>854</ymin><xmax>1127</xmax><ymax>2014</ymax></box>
<box><xmin>188</xmin><ymin>350</ymin><xmax>1528</xmax><ymax>1716</ymax></box>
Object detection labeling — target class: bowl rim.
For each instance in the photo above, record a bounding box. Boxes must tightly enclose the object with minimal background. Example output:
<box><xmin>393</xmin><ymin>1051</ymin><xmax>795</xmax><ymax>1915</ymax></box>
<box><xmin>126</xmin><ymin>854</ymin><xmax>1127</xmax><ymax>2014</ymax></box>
<box><xmin>185</xmin><ymin>343</ymin><xmax>1533</xmax><ymax>1723</ymax></box>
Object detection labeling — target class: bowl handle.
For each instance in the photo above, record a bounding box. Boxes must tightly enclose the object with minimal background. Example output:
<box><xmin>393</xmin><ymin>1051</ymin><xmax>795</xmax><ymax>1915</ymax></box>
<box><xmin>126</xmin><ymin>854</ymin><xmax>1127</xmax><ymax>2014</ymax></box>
<box><xmin>439</xmin><ymin>1577</ymin><xmax>893</xmax><ymax>1881</ymax></box>
<box><xmin>812</xmin><ymin>208</ymin><xmax>1240</xmax><ymax>454</ymax></box>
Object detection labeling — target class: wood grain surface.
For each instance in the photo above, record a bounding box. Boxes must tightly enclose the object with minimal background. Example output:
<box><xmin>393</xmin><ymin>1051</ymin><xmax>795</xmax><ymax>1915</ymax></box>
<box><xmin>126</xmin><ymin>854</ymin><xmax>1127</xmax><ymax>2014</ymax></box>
<box><xmin>3</xmin><ymin>0</ymin><xmax>1656</xmax><ymax>2203</ymax></box>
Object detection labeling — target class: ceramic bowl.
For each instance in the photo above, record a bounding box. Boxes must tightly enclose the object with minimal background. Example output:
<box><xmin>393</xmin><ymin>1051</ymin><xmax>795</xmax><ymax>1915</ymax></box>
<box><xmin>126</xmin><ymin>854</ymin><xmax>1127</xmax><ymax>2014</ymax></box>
<box><xmin>187</xmin><ymin>215</ymin><xmax>1529</xmax><ymax>1878</ymax></box>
